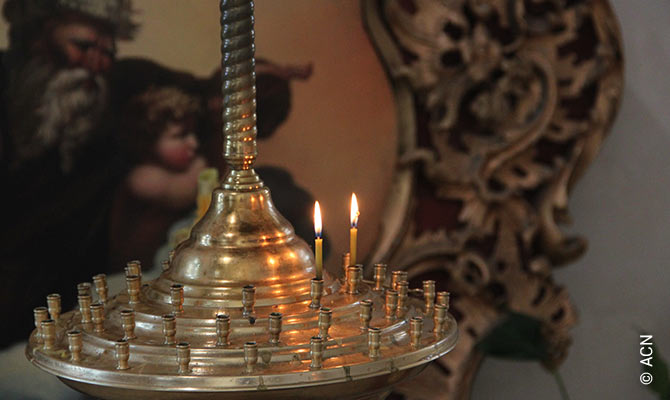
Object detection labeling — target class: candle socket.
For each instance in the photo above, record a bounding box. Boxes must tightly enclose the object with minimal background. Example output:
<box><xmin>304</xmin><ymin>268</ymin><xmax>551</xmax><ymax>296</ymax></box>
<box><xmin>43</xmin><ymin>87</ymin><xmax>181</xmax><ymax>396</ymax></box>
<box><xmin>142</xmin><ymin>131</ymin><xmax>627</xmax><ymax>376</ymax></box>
<box><xmin>163</xmin><ymin>314</ymin><xmax>177</xmax><ymax>345</ymax></box>
<box><xmin>309</xmin><ymin>278</ymin><xmax>324</xmax><ymax>309</ymax></box>
<box><xmin>216</xmin><ymin>314</ymin><xmax>231</xmax><ymax>347</ymax></box>
<box><xmin>310</xmin><ymin>336</ymin><xmax>324</xmax><ymax>369</ymax></box>
<box><xmin>47</xmin><ymin>293</ymin><xmax>61</xmax><ymax>321</ymax></box>
<box><xmin>242</xmin><ymin>285</ymin><xmax>255</xmax><ymax>317</ymax></box>
<box><xmin>341</xmin><ymin>252</ymin><xmax>351</xmax><ymax>273</ymax></box>
<box><xmin>368</xmin><ymin>327</ymin><xmax>381</xmax><ymax>359</ymax></box>
<box><xmin>385</xmin><ymin>290</ymin><xmax>398</xmax><ymax>320</ymax></box>
<box><xmin>93</xmin><ymin>274</ymin><xmax>108</xmax><ymax>303</ymax></box>
<box><xmin>318</xmin><ymin>307</ymin><xmax>332</xmax><ymax>339</ymax></box>
<box><xmin>396</xmin><ymin>281</ymin><xmax>409</xmax><ymax>318</ymax></box>
<box><xmin>244</xmin><ymin>341</ymin><xmax>258</xmax><ymax>373</ymax></box>
<box><xmin>359</xmin><ymin>299</ymin><xmax>373</xmax><ymax>331</ymax></box>
<box><xmin>33</xmin><ymin>307</ymin><xmax>48</xmax><ymax>343</ymax></box>
<box><xmin>373</xmin><ymin>264</ymin><xmax>387</xmax><ymax>291</ymax></box>
<box><xmin>125</xmin><ymin>260</ymin><xmax>142</xmax><ymax>277</ymax></box>
<box><xmin>115</xmin><ymin>339</ymin><xmax>130</xmax><ymax>370</ymax></box>
<box><xmin>90</xmin><ymin>302</ymin><xmax>105</xmax><ymax>334</ymax></box>
<box><xmin>77</xmin><ymin>282</ymin><xmax>92</xmax><ymax>297</ymax></box>
<box><xmin>78</xmin><ymin>295</ymin><xmax>92</xmax><ymax>326</ymax></box>
<box><xmin>391</xmin><ymin>271</ymin><xmax>408</xmax><ymax>291</ymax></box>
<box><xmin>171</xmin><ymin>284</ymin><xmax>184</xmax><ymax>314</ymax></box>
<box><xmin>410</xmin><ymin>317</ymin><xmax>423</xmax><ymax>349</ymax></box>
<box><xmin>41</xmin><ymin>319</ymin><xmax>56</xmax><ymax>351</ymax></box>
<box><xmin>176</xmin><ymin>342</ymin><xmax>191</xmax><ymax>374</ymax></box>
<box><xmin>436</xmin><ymin>291</ymin><xmax>450</xmax><ymax>309</ymax></box>
<box><xmin>68</xmin><ymin>330</ymin><xmax>83</xmax><ymax>362</ymax></box>
<box><xmin>126</xmin><ymin>274</ymin><xmax>141</xmax><ymax>304</ymax></box>
<box><xmin>268</xmin><ymin>312</ymin><xmax>282</xmax><ymax>345</ymax></box>
<box><xmin>121</xmin><ymin>309</ymin><xmax>136</xmax><ymax>340</ymax></box>
<box><xmin>346</xmin><ymin>265</ymin><xmax>362</xmax><ymax>295</ymax></box>
<box><xmin>433</xmin><ymin>304</ymin><xmax>448</xmax><ymax>336</ymax></box>
<box><xmin>423</xmin><ymin>280</ymin><xmax>436</xmax><ymax>314</ymax></box>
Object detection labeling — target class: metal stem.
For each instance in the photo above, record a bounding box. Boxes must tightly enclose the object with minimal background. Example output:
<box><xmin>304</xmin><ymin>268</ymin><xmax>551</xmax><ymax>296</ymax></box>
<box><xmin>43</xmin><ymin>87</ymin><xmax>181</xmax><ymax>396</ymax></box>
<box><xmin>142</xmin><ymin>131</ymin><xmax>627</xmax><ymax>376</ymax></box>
<box><xmin>220</xmin><ymin>0</ymin><xmax>262</xmax><ymax>191</ymax></box>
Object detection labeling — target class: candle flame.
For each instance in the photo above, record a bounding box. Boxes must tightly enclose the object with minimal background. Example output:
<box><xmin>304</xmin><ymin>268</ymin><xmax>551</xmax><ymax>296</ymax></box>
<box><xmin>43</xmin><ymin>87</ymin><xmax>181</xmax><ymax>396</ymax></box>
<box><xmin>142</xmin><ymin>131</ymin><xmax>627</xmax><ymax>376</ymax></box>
<box><xmin>314</xmin><ymin>201</ymin><xmax>322</xmax><ymax>238</ymax></box>
<box><xmin>350</xmin><ymin>193</ymin><xmax>359</xmax><ymax>228</ymax></box>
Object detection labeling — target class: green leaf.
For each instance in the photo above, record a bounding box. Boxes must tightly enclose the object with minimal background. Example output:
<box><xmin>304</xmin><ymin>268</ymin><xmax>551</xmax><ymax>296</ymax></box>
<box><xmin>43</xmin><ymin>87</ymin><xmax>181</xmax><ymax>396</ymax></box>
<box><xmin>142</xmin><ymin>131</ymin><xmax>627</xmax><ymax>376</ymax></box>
<box><xmin>642</xmin><ymin>342</ymin><xmax>670</xmax><ymax>400</ymax></box>
<box><xmin>476</xmin><ymin>312</ymin><xmax>547</xmax><ymax>361</ymax></box>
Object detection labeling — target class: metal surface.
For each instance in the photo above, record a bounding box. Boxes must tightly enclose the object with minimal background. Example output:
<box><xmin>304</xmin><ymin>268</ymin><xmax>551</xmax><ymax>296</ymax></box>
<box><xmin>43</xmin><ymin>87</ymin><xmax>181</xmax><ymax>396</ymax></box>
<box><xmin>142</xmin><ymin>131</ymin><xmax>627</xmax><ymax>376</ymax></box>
<box><xmin>25</xmin><ymin>1</ymin><xmax>458</xmax><ymax>398</ymax></box>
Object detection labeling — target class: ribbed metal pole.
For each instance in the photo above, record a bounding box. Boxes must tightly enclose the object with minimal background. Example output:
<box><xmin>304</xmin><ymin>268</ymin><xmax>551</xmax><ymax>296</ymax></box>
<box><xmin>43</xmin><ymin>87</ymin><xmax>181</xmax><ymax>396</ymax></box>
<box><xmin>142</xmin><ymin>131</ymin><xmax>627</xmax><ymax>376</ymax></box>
<box><xmin>220</xmin><ymin>0</ymin><xmax>262</xmax><ymax>190</ymax></box>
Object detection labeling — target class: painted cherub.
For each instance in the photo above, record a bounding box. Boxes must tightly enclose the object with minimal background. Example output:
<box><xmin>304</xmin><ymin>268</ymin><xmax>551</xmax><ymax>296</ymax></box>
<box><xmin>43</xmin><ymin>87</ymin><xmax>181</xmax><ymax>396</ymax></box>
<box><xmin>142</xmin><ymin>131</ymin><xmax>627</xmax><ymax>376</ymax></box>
<box><xmin>109</xmin><ymin>85</ymin><xmax>206</xmax><ymax>269</ymax></box>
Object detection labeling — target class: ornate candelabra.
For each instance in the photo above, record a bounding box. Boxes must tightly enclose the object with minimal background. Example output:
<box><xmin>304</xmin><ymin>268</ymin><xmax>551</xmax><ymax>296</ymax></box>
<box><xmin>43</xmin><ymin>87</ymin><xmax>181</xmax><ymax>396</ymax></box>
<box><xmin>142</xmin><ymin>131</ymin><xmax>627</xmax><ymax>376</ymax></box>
<box><xmin>25</xmin><ymin>1</ymin><xmax>457</xmax><ymax>398</ymax></box>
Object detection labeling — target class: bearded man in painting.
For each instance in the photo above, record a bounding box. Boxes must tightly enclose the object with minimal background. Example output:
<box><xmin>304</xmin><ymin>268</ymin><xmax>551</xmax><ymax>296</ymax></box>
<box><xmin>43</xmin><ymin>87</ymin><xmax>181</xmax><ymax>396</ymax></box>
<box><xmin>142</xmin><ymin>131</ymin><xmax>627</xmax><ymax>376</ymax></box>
<box><xmin>0</xmin><ymin>0</ymin><xmax>137</xmax><ymax>347</ymax></box>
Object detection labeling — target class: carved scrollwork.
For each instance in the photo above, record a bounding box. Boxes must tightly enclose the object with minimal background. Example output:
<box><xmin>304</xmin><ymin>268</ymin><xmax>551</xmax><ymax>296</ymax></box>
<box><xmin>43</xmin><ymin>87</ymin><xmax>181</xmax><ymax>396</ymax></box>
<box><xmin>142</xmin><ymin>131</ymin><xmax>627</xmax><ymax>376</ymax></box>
<box><xmin>363</xmin><ymin>0</ymin><xmax>623</xmax><ymax>398</ymax></box>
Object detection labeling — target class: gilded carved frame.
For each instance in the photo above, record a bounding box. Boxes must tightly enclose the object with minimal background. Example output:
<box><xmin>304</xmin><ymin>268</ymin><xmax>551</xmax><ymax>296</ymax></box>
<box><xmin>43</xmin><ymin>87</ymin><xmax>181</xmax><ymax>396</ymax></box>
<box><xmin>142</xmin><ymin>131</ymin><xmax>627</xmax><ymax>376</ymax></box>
<box><xmin>362</xmin><ymin>0</ymin><xmax>623</xmax><ymax>398</ymax></box>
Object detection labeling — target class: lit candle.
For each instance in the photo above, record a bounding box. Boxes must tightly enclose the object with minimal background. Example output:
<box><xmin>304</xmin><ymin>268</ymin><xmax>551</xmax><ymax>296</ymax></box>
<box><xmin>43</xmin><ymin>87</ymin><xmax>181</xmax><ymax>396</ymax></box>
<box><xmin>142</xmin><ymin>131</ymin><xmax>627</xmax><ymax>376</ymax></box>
<box><xmin>350</xmin><ymin>193</ymin><xmax>359</xmax><ymax>266</ymax></box>
<box><xmin>314</xmin><ymin>201</ymin><xmax>323</xmax><ymax>280</ymax></box>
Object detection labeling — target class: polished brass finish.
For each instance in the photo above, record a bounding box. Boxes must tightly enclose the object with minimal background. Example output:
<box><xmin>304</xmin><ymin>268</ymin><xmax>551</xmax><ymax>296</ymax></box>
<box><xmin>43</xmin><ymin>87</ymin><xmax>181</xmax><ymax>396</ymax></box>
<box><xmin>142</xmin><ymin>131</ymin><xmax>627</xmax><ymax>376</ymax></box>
<box><xmin>391</xmin><ymin>271</ymin><xmax>407</xmax><ymax>291</ymax></box>
<box><xmin>359</xmin><ymin>299</ymin><xmax>373</xmax><ymax>330</ymax></box>
<box><xmin>120</xmin><ymin>309</ymin><xmax>136</xmax><ymax>340</ymax></box>
<box><xmin>368</xmin><ymin>327</ymin><xmax>381</xmax><ymax>359</ymax></box>
<box><xmin>243</xmin><ymin>342</ymin><xmax>258</xmax><ymax>373</ymax></box>
<box><xmin>346</xmin><ymin>265</ymin><xmax>362</xmax><ymax>294</ymax></box>
<box><xmin>341</xmin><ymin>252</ymin><xmax>351</xmax><ymax>273</ymax></box>
<box><xmin>318</xmin><ymin>307</ymin><xmax>332</xmax><ymax>339</ymax></box>
<box><xmin>423</xmin><ymin>280</ymin><xmax>436</xmax><ymax>314</ymax></box>
<box><xmin>309</xmin><ymin>278</ymin><xmax>324</xmax><ymax>309</ymax></box>
<box><xmin>126</xmin><ymin>275</ymin><xmax>141</xmax><ymax>304</ymax></box>
<box><xmin>115</xmin><ymin>340</ymin><xmax>130</xmax><ymax>370</ymax></box>
<box><xmin>25</xmin><ymin>2</ymin><xmax>458</xmax><ymax>398</ymax></box>
<box><xmin>436</xmin><ymin>291</ymin><xmax>450</xmax><ymax>308</ymax></box>
<box><xmin>93</xmin><ymin>274</ymin><xmax>108</xmax><ymax>303</ymax></box>
<box><xmin>242</xmin><ymin>285</ymin><xmax>255</xmax><ymax>317</ymax></box>
<box><xmin>410</xmin><ymin>317</ymin><xmax>423</xmax><ymax>349</ymax></box>
<box><xmin>433</xmin><ymin>304</ymin><xmax>447</xmax><ymax>337</ymax></box>
<box><xmin>67</xmin><ymin>330</ymin><xmax>83</xmax><ymax>362</ymax></box>
<box><xmin>90</xmin><ymin>303</ymin><xmax>104</xmax><ymax>334</ymax></box>
<box><xmin>41</xmin><ymin>320</ymin><xmax>55</xmax><ymax>350</ymax></box>
<box><xmin>47</xmin><ymin>293</ymin><xmax>61</xmax><ymax>321</ymax></box>
<box><xmin>385</xmin><ymin>290</ymin><xmax>398</xmax><ymax>320</ymax></box>
<box><xmin>170</xmin><ymin>284</ymin><xmax>184</xmax><ymax>314</ymax></box>
<box><xmin>268</xmin><ymin>312</ymin><xmax>282</xmax><ymax>345</ymax></box>
<box><xmin>177</xmin><ymin>342</ymin><xmax>191</xmax><ymax>374</ymax></box>
<box><xmin>77</xmin><ymin>283</ymin><xmax>92</xmax><ymax>297</ymax></box>
<box><xmin>78</xmin><ymin>295</ymin><xmax>92</xmax><ymax>325</ymax></box>
<box><xmin>396</xmin><ymin>281</ymin><xmax>409</xmax><ymax>318</ymax></box>
<box><xmin>373</xmin><ymin>264</ymin><xmax>387</xmax><ymax>291</ymax></box>
<box><xmin>216</xmin><ymin>314</ymin><xmax>231</xmax><ymax>347</ymax></box>
<box><xmin>33</xmin><ymin>307</ymin><xmax>48</xmax><ymax>343</ymax></box>
<box><xmin>126</xmin><ymin>260</ymin><xmax>142</xmax><ymax>277</ymax></box>
<box><xmin>162</xmin><ymin>314</ymin><xmax>177</xmax><ymax>345</ymax></box>
<box><xmin>309</xmin><ymin>336</ymin><xmax>324</xmax><ymax>369</ymax></box>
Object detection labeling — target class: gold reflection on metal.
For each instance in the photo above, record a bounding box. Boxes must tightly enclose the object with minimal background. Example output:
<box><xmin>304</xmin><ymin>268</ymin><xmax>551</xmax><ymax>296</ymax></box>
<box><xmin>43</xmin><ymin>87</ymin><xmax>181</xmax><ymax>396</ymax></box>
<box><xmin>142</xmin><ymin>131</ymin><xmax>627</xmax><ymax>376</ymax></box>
<box><xmin>33</xmin><ymin>307</ymin><xmax>48</xmax><ymax>343</ymax></box>
<box><xmin>115</xmin><ymin>340</ymin><xmax>130</xmax><ymax>370</ymax></box>
<box><xmin>67</xmin><ymin>331</ymin><xmax>82</xmax><ymax>362</ymax></box>
<box><xmin>46</xmin><ymin>293</ymin><xmax>61</xmax><ymax>321</ymax></box>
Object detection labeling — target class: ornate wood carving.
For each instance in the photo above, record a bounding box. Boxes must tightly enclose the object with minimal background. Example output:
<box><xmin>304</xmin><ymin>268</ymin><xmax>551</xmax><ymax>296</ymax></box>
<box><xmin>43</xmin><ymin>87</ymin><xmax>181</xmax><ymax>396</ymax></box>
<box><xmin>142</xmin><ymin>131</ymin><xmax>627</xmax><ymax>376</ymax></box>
<box><xmin>362</xmin><ymin>0</ymin><xmax>623</xmax><ymax>398</ymax></box>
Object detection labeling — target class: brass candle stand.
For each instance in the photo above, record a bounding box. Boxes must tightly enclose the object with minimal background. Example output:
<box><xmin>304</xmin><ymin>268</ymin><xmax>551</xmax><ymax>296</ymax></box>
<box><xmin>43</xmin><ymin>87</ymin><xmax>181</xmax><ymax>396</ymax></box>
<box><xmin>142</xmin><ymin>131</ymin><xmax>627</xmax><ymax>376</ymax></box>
<box><xmin>24</xmin><ymin>1</ymin><xmax>457</xmax><ymax>399</ymax></box>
